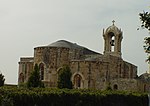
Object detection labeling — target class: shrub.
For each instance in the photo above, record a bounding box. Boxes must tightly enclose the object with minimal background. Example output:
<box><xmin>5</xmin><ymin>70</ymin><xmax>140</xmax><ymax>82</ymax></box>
<box><xmin>0</xmin><ymin>87</ymin><xmax>148</xmax><ymax>106</ymax></box>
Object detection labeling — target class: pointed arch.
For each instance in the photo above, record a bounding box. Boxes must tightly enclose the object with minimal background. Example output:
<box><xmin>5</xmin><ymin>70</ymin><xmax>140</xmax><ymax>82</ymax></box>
<box><xmin>72</xmin><ymin>72</ymin><xmax>85</xmax><ymax>89</ymax></box>
<box><xmin>57</xmin><ymin>67</ymin><xmax>63</xmax><ymax>73</ymax></box>
<box><xmin>74</xmin><ymin>74</ymin><xmax>82</xmax><ymax>88</ymax></box>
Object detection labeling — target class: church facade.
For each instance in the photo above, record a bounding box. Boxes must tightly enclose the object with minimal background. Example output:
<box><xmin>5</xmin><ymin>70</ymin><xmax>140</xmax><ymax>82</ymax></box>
<box><xmin>18</xmin><ymin>23</ymin><xmax>150</xmax><ymax>92</ymax></box>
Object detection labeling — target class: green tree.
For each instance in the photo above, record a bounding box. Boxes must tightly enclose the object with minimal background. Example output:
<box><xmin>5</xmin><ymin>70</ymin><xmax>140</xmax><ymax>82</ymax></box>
<box><xmin>27</xmin><ymin>64</ymin><xmax>44</xmax><ymax>88</ymax></box>
<box><xmin>139</xmin><ymin>11</ymin><xmax>150</xmax><ymax>63</ymax></box>
<box><xmin>143</xmin><ymin>37</ymin><xmax>150</xmax><ymax>63</ymax></box>
<box><xmin>0</xmin><ymin>73</ymin><xmax>5</xmax><ymax>87</ymax></box>
<box><xmin>57</xmin><ymin>65</ymin><xmax>73</xmax><ymax>89</ymax></box>
<box><xmin>139</xmin><ymin>11</ymin><xmax>150</xmax><ymax>31</ymax></box>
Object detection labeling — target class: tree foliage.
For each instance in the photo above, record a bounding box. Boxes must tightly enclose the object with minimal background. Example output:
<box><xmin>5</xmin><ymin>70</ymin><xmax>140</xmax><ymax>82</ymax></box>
<box><xmin>139</xmin><ymin>11</ymin><xmax>150</xmax><ymax>31</ymax></box>
<box><xmin>27</xmin><ymin>64</ymin><xmax>44</xmax><ymax>88</ymax></box>
<box><xmin>139</xmin><ymin>11</ymin><xmax>150</xmax><ymax>63</ymax></box>
<box><xmin>143</xmin><ymin>37</ymin><xmax>150</xmax><ymax>63</ymax></box>
<box><xmin>57</xmin><ymin>65</ymin><xmax>72</xmax><ymax>89</ymax></box>
<box><xmin>0</xmin><ymin>73</ymin><xmax>5</xmax><ymax>87</ymax></box>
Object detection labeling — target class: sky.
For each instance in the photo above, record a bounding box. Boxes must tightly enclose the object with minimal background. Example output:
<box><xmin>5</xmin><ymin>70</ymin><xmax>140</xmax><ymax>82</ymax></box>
<box><xmin>0</xmin><ymin>0</ymin><xmax>149</xmax><ymax>84</ymax></box>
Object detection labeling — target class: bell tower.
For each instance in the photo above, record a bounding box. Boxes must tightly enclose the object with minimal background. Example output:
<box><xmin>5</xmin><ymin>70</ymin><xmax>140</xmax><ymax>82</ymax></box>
<box><xmin>103</xmin><ymin>21</ymin><xmax>123</xmax><ymax>57</ymax></box>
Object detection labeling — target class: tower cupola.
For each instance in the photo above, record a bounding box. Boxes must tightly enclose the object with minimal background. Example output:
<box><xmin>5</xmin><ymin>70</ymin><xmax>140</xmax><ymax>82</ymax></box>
<box><xmin>103</xmin><ymin>21</ymin><xmax>123</xmax><ymax>57</ymax></box>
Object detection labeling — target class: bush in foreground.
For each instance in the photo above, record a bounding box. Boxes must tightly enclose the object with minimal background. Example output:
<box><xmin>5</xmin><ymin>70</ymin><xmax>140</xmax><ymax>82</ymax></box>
<box><xmin>0</xmin><ymin>87</ymin><xmax>148</xmax><ymax>106</ymax></box>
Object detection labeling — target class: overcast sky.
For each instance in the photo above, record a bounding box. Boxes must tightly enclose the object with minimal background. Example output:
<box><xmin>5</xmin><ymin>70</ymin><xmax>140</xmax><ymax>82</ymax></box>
<box><xmin>0</xmin><ymin>0</ymin><xmax>149</xmax><ymax>84</ymax></box>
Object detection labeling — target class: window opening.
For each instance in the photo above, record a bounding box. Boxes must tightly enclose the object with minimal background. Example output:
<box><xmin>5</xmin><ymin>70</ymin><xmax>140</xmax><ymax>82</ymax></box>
<box><xmin>111</xmin><ymin>36</ymin><xmax>115</xmax><ymax>52</ymax></box>
<box><xmin>39</xmin><ymin>63</ymin><xmax>44</xmax><ymax>80</ymax></box>
<box><xmin>113</xmin><ymin>84</ymin><xmax>118</xmax><ymax>90</ymax></box>
<box><xmin>109</xmin><ymin>32</ymin><xmax>115</xmax><ymax>52</ymax></box>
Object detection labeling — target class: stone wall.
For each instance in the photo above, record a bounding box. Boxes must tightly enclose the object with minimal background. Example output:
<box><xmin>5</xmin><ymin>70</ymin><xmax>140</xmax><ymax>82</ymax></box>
<box><xmin>70</xmin><ymin>54</ymin><xmax>138</xmax><ymax>91</ymax></box>
<box><xmin>18</xmin><ymin>57</ymin><xmax>34</xmax><ymax>83</ymax></box>
<box><xmin>70</xmin><ymin>60</ymin><xmax>110</xmax><ymax>89</ymax></box>
<box><xmin>110</xmin><ymin>79</ymin><xmax>138</xmax><ymax>91</ymax></box>
<box><xmin>137</xmin><ymin>79</ymin><xmax>150</xmax><ymax>92</ymax></box>
<box><xmin>18</xmin><ymin>45</ymin><xmax>139</xmax><ymax>91</ymax></box>
<box><xmin>34</xmin><ymin>46</ymin><xmax>70</xmax><ymax>87</ymax></box>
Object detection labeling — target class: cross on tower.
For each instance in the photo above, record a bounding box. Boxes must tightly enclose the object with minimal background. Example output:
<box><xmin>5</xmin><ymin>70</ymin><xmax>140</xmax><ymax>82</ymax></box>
<box><xmin>112</xmin><ymin>20</ymin><xmax>115</xmax><ymax>25</ymax></box>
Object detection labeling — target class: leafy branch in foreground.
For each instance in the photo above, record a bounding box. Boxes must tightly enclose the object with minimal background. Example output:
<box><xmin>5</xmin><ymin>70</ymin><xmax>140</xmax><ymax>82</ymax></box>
<box><xmin>139</xmin><ymin>10</ymin><xmax>150</xmax><ymax>63</ymax></box>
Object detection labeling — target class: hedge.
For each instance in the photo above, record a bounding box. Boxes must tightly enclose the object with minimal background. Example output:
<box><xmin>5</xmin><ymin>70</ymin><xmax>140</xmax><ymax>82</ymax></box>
<box><xmin>0</xmin><ymin>87</ymin><xmax>148</xmax><ymax>106</ymax></box>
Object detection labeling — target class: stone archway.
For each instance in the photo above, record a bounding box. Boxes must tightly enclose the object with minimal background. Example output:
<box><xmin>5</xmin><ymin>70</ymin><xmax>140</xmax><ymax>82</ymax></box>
<box><xmin>72</xmin><ymin>72</ymin><xmax>85</xmax><ymax>89</ymax></box>
<box><xmin>74</xmin><ymin>74</ymin><xmax>82</xmax><ymax>89</ymax></box>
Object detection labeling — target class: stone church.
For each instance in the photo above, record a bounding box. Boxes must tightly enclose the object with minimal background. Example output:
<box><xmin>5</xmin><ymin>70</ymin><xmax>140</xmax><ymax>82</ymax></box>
<box><xmin>18</xmin><ymin>23</ymin><xmax>150</xmax><ymax>92</ymax></box>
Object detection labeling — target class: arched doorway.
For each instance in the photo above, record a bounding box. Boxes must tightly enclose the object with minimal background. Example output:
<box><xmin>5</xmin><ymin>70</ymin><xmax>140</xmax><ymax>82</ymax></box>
<box><xmin>74</xmin><ymin>74</ymin><xmax>82</xmax><ymax>89</ymax></box>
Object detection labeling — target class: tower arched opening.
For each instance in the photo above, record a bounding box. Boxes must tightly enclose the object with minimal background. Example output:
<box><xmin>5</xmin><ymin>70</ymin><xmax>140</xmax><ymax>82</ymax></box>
<box><xmin>108</xmin><ymin>32</ymin><xmax>115</xmax><ymax>52</ymax></box>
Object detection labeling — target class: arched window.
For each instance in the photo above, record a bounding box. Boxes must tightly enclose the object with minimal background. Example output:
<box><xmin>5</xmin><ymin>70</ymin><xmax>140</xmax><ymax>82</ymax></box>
<box><xmin>74</xmin><ymin>74</ymin><xmax>82</xmax><ymax>89</ymax></box>
<box><xmin>57</xmin><ymin>67</ymin><xmax>62</xmax><ymax>74</ymax></box>
<box><xmin>19</xmin><ymin>73</ymin><xmax>24</xmax><ymax>83</ymax></box>
<box><xmin>39</xmin><ymin>63</ymin><xmax>44</xmax><ymax>80</ymax></box>
<box><xmin>108</xmin><ymin>32</ymin><xmax>115</xmax><ymax>52</ymax></box>
<box><xmin>113</xmin><ymin>84</ymin><xmax>118</xmax><ymax>90</ymax></box>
